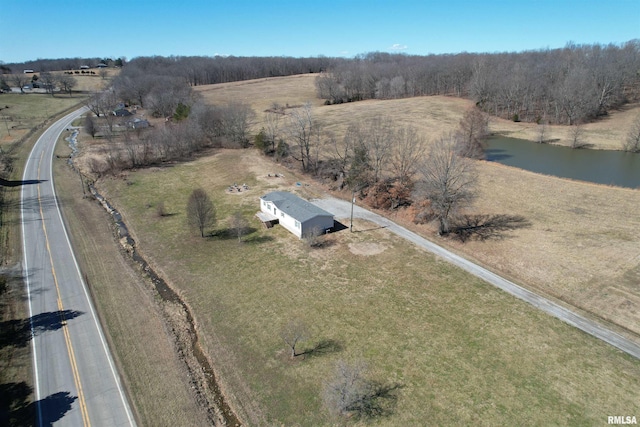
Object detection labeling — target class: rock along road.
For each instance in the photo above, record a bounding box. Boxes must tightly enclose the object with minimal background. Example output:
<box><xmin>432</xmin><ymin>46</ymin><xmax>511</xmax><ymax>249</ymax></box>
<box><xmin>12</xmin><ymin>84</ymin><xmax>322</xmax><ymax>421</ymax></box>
<box><xmin>21</xmin><ymin>107</ymin><xmax>136</xmax><ymax>426</ymax></box>
<box><xmin>311</xmin><ymin>197</ymin><xmax>640</xmax><ymax>360</ymax></box>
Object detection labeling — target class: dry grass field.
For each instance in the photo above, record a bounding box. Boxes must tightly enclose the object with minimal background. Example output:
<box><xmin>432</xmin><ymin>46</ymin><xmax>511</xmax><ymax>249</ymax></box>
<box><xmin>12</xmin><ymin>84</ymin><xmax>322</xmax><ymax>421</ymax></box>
<box><xmin>0</xmin><ymin>68</ymin><xmax>116</xmax><ymax>146</ymax></box>
<box><xmin>0</xmin><ymin>94</ymin><xmax>84</xmax><ymax>147</ymax></box>
<box><xmin>53</xmin><ymin>139</ymin><xmax>210</xmax><ymax>426</ymax></box>
<box><xmin>96</xmin><ymin>148</ymin><xmax>640</xmax><ymax>425</ymax></box>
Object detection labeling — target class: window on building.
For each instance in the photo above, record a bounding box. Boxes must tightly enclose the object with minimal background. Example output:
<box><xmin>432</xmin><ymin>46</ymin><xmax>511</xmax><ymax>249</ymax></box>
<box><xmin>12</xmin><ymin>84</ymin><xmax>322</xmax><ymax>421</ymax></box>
<box><xmin>294</xmin><ymin>220</ymin><xmax>300</xmax><ymax>228</ymax></box>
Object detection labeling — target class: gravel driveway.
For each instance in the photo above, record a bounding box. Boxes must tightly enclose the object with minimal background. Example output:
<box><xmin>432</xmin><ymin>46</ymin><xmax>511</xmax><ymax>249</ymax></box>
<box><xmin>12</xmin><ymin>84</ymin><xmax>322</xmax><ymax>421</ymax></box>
<box><xmin>311</xmin><ymin>196</ymin><xmax>640</xmax><ymax>359</ymax></box>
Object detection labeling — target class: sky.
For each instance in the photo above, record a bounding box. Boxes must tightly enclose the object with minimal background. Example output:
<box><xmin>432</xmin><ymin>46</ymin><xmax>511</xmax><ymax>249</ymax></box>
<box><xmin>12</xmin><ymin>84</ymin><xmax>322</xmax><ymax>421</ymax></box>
<box><xmin>1</xmin><ymin>0</ymin><xmax>639</xmax><ymax>64</ymax></box>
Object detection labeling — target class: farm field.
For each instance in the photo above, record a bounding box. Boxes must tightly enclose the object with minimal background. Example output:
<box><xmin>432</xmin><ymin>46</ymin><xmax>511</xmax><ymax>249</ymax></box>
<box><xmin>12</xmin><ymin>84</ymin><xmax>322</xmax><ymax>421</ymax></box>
<box><xmin>96</xmin><ymin>145</ymin><xmax>640</xmax><ymax>425</ymax></box>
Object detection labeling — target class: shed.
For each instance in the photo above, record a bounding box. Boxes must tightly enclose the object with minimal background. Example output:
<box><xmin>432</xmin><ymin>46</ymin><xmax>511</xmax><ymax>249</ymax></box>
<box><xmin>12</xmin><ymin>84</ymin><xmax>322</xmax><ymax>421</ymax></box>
<box><xmin>259</xmin><ymin>191</ymin><xmax>334</xmax><ymax>238</ymax></box>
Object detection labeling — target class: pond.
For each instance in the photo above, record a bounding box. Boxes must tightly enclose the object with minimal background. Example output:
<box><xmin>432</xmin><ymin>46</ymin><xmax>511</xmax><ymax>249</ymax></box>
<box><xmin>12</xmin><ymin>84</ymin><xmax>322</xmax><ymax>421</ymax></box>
<box><xmin>485</xmin><ymin>137</ymin><xmax>640</xmax><ymax>189</ymax></box>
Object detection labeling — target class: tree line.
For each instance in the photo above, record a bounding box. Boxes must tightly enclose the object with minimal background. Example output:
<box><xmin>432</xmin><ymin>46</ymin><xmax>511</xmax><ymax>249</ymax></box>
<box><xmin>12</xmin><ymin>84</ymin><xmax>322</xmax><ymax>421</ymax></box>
<box><xmin>1</xmin><ymin>57</ymin><xmax>124</xmax><ymax>73</ymax></box>
<box><xmin>316</xmin><ymin>41</ymin><xmax>640</xmax><ymax>125</ymax></box>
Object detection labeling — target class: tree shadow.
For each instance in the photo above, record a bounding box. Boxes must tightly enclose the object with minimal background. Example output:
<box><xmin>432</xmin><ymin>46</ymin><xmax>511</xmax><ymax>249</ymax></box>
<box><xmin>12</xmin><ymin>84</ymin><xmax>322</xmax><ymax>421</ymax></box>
<box><xmin>0</xmin><ymin>310</ymin><xmax>84</xmax><ymax>349</ymax></box>
<box><xmin>485</xmin><ymin>148</ymin><xmax>512</xmax><ymax>161</ymax></box>
<box><xmin>0</xmin><ymin>381</ymin><xmax>33</xmax><ymax>427</ymax></box>
<box><xmin>0</xmin><ymin>383</ymin><xmax>75</xmax><ymax>427</ymax></box>
<box><xmin>243</xmin><ymin>235</ymin><xmax>274</xmax><ymax>244</ymax></box>
<box><xmin>300</xmin><ymin>339</ymin><xmax>343</xmax><ymax>359</ymax></box>
<box><xmin>38</xmin><ymin>391</ymin><xmax>77</xmax><ymax>427</ymax></box>
<box><xmin>347</xmin><ymin>381</ymin><xmax>404</xmax><ymax>420</ymax></box>
<box><xmin>0</xmin><ymin>196</ymin><xmax>60</xmax><ymax>225</ymax></box>
<box><xmin>353</xmin><ymin>225</ymin><xmax>387</xmax><ymax>233</ymax></box>
<box><xmin>209</xmin><ymin>227</ymin><xmax>263</xmax><ymax>241</ymax></box>
<box><xmin>452</xmin><ymin>214</ymin><xmax>531</xmax><ymax>242</ymax></box>
<box><xmin>0</xmin><ymin>178</ymin><xmax>47</xmax><ymax>187</ymax></box>
<box><xmin>307</xmin><ymin>237</ymin><xmax>337</xmax><ymax>249</ymax></box>
<box><xmin>571</xmin><ymin>142</ymin><xmax>595</xmax><ymax>149</ymax></box>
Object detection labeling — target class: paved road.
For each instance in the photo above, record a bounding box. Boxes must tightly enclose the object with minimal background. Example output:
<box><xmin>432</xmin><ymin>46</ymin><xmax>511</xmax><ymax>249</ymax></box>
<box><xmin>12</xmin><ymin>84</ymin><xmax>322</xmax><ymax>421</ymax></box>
<box><xmin>21</xmin><ymin>108</ymin><xmax>136</xmax><ymax>426</ymax></box>
<box><xmin>312</xmin><ymin>196</ymin><xmax>640</xmax><ymax>360</ymax></box>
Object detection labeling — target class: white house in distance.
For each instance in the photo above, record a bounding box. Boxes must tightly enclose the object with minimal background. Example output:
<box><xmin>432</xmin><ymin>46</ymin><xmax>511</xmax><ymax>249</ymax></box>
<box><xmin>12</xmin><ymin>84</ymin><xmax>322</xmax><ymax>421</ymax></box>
<box><xmin>258</xmin><ymin>191</ymin><xmax>334</xmax><ymax>238</ymax></box>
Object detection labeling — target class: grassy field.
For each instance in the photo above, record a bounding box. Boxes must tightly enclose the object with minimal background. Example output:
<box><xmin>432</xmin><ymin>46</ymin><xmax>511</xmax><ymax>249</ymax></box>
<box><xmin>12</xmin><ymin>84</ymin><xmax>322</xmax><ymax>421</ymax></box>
<box><xmin>98</xmin><ymin>149</ymin><xmax>640</xmax><ymax>425</ymax></box>
<box><xmin>0</xmin><ymin>93</ymin><xmax>85</xmax><ymax>147</ymax></box>
<box><xmin>52</xmin><ymin>139</ymin><xmax>210</xmax><ymax>426</ymax></box>
<box><xmin>0</xmin><ymin>68</ymin><xmax>117</xmax><ymax>146</ymax></box>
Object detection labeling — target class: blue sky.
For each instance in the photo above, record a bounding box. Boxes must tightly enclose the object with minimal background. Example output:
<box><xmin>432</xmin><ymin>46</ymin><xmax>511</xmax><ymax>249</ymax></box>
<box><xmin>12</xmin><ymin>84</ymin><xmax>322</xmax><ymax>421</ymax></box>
<box><xmin>1</xmin><ymin>0</ymin><xmax>638</xmax><ymax>63</ymax></box>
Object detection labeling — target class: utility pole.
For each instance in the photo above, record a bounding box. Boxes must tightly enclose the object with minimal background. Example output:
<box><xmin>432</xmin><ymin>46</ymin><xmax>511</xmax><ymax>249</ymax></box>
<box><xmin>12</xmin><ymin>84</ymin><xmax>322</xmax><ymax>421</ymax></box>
<box><xmin>0</xmin><ymin>106</ymin><xmax>10</xmax><ymax>136</ymax></box>
<box><xmin>350</xmin><ymin>189</ymin><xmax>355</xmax><ymax>232</ymax></box>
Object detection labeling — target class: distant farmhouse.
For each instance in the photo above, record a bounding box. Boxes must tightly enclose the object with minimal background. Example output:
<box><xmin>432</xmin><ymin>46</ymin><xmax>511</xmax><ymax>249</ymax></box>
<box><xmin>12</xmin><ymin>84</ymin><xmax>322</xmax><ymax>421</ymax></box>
<box><xmin>258</xmin><ymin>191</ymin><xmax>334</xmax><ymax>238</ymax></box>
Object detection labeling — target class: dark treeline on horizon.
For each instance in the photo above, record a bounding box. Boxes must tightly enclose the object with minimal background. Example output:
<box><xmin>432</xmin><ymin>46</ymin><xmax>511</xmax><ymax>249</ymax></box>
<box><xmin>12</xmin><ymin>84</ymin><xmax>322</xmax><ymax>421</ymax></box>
<box><xmin>4</xmin><ymin>40</ymin><xmax>640</xmax><ymax>125</ymax></box>
<box><xmin>0</xmin><ymin>57</ymin><xmax>124</xmax><ymax>73</ymax></box>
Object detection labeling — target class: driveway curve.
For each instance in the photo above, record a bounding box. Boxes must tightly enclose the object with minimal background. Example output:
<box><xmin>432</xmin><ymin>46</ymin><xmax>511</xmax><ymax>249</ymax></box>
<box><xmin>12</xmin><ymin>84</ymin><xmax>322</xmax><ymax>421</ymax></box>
<box><xmin>311</xmin><ymin>196</ymin><xmax>640</xmax><ymax>360</ymax></box>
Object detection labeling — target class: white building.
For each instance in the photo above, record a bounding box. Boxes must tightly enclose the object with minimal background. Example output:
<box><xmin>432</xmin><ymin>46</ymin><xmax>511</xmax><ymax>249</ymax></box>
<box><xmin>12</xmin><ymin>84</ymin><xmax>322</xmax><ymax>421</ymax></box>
<box><xmin>258</xmin><ymin>191</ymin><xmax>334</xmax><ymax>238</ymax></box>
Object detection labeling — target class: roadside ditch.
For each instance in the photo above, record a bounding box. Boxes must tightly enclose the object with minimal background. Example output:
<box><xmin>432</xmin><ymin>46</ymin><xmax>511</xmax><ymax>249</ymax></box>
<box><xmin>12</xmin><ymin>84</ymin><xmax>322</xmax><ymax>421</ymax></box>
<box><xmin>66</xmin><ymin>130</ymin><xmax>241</xmax><ymax>426</ymax></box>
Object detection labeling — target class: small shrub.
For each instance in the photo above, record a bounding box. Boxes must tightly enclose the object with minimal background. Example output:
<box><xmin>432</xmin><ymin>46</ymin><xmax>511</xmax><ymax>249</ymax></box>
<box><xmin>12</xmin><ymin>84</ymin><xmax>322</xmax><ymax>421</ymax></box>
<box><xmin>303</xmin><ymin>227</ymin><xmax>325</xmax><ymax>248</ymax></box>
<box><xmin>156</xmin><ymin>201</ymin><xmax>167</xmax><ymax>217</ymax></box>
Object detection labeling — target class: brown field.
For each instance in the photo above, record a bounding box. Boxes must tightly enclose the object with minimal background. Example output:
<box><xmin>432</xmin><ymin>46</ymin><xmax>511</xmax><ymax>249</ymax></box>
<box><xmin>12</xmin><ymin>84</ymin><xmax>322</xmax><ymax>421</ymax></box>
<box><xmin>195</xmin><ymin>73</ymin><xmax>640</xmax><ymax>151</ymax></box>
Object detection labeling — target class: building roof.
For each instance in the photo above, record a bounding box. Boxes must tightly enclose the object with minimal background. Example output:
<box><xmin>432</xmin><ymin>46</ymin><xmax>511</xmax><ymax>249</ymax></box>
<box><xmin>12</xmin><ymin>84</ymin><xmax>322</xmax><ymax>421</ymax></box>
<box><xmin>261</xmin><ymin>191</ymin><xmax>333</xmax><ymax>223</ymax></box>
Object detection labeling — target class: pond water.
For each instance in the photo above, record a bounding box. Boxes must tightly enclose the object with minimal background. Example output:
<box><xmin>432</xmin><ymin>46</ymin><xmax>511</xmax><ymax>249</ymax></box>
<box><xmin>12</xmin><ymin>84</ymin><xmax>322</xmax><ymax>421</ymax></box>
<box><xmin>485</xmin><ymin>137</ymin><xmax>640</xmax><ymax>189</ymax></box>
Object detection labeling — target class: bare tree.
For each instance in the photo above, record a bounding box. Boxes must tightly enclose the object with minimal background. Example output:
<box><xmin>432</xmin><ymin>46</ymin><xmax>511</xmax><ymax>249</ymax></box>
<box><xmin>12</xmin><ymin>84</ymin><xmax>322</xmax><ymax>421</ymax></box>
<box><xmin>187</xmin><ymin>188</ymin><xmax>216</xmax><ymax>237</ymax></box>
<box><xmin>536</xmin><ymin>121</ymin><xmax>548</xmax><ymax>143</ymax></box>
<box><xmin>623</xmin><ymin>114</ymin><xmax>640</xmax><ymax>153</ymax></box>
<box><xmin>414</xmin><ymin>135</ymin><xmax>477</xmax><ymax>235</ymax></box>
<box><xmin>280</xmin><ymin>318</ymin><xmax>309</xmax><ymax>358</ymax></box>
<box><xmin>86</xmin><ymin>91</ymin><xmax>119</xmax><ymax>132</ymax></box>
<box><xmin>391</xmin><ymin>126</ymin><xmax>424</xmax><ymax>185</ymax></box>
<box><xmin>229</xmin><ymin>212</ymin><xmax>249</xmax><ymax>243</ymax></box>
<box><xmin>323</xmin><ymin>359</ymin><xmax>398</xmax><ymax>419</ymax></box>
<box><xmin>144</xmin><ymin>76</ymin><xmax>191</xmax><ymax>118</ymax></box>
<box><xmin>39</xmin><ymin>72</ymin><xmax>56</xmax><ymax>96</ymax></box>
<box><xmin>364</xmin><ymin>117</ymin><xmax>393</xmax><ymax>183</ymax></box>
<box><xmin>219</xmin><ymin>102</ymin><xmax>256</xmax><ymax>147</ymax></box>
<box><xmin>83</xmin><ymin>113</ymin><xmax>97</xmax><ymax>139</ymax></box>
<box><xmin>570</xmin><ymin>123</ymin><xmax>587</xmax><ymax>148</ymax></box>
<box><xmin>264</xmin><ymin>109</ymin><xmax>282</xmax><ymax>153</ymax></box>
<box><xmin>455</xmin><ymin>107</ymin><xmax>489</xmax><ymax>158</ymax></box>
<box><xmin>315</xmin><ymin>72</ymin><xmax>344</xmax><ymax>103</ymax></box>
<box><xmin>11</xmin><ymin>74</ymin><xmax>28</xmax><ymax>93</ymax></box>
<box><xmin>57</xmin><ymin>74</ymin><xmax>77</xmax><ymax>96</ymax></box>
<box><xmin>286</xmin><ymin>102</ymin><xmax>315</xmax><ymax>172</ymax></box>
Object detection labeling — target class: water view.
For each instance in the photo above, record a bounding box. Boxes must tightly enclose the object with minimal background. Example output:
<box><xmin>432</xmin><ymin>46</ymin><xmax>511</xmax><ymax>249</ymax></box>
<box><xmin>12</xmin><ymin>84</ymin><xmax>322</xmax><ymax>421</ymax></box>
<box><xmin>485</xmin><ymin>137</ymin><xmax>640</xmax><ymax>189</ymax></box>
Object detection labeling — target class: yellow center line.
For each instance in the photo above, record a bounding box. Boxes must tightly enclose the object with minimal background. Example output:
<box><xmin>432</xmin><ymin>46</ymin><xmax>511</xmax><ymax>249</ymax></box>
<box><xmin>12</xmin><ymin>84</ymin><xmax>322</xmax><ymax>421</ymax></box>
<box><xmin>37</xmin><ymin>151</ymin><xmax>91</xmax><ymax>427</ymax></box>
